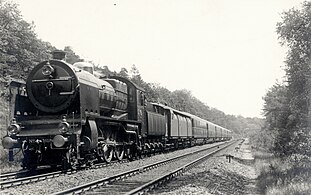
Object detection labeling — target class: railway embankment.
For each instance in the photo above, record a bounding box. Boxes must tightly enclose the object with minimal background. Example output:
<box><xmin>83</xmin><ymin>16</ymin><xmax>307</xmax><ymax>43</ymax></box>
<box><xmin>153</xmin><ymin>139</ymin><xmax>260</xmax><ymax>194</ymax></box>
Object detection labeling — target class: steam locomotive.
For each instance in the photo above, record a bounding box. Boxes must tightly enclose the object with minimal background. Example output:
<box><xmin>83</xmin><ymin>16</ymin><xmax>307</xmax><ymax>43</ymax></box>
<box><xmin>2</xmin><ymin>50</ymin><xmax>232</xmax><ymax>169</ymax></box>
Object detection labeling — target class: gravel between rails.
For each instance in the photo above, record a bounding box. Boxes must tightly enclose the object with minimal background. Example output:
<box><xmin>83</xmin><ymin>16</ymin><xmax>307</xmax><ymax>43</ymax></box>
<box><xmin>0</xmin><ymin>142</ymin><xmax>225</xmax><ymax>195</ymax></box>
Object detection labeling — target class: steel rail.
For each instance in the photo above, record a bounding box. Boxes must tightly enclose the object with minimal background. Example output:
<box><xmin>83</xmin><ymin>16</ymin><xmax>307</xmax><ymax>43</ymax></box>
<box><xmin>0</xmin><ymin>170</ymin><xmax>29</xmax><ymax>181</ymax></box>
<box><xmin>0</xmin><ymin>156</ymin><xmax>129</xmax><ymax>188</ymax></box>
<box><xmin>126</xmin><ymin>140</ymin><xmax>239</xmax><ymax>195</ymax></box>
<box><xmin>0</xmin><ymin>152</ymin><xmax>141</xmax><ymax>189</ymax></box>
<box><xmin>0</xmin><ymin>170</ymin><xmax>71</xmax><ymax>189</ymax></box>
<box><xmin>53</xmin><ymin>141</ymin><xmax>234</xmax><ymax>195</ymax></box>
<box><xmin>0</xmin><ymin>165</ymin><xmax>65</xmax><ymax>182</ymax></box>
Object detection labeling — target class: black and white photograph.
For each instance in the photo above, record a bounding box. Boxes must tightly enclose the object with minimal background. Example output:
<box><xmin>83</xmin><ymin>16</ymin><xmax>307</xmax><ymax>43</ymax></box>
<box><xmin>0</xmin><ymin>0</ymin><xmax>310</xmax><ymax>194</ymax></box>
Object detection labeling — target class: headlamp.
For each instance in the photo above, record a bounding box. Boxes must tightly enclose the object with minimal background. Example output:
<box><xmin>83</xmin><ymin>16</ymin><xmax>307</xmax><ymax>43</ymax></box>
<box><xmin>7</xmin><ymin>118</ymin><xmax>20</xmax><ymax>136</ymax></box>
<box><xmin>42</xmin><ymin>62</ymin><xmax>54</xmax><ymax>76</ymax></box>
<box><xmin>58</xmin><ymin>116</ymin><xmax>70</xmax><ymax>133</ymax></box>
<box><xmin>58</xmin><ymin>121</ymin><xmax>70</xmax><ymax>133</ymax></box>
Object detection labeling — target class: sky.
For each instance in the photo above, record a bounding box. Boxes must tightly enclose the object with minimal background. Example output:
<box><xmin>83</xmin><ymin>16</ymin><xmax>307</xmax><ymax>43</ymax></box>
<box><xmin>12</xmin><ymin>0</ymin><xmax>306</xmax><ymax>118</ymax></box>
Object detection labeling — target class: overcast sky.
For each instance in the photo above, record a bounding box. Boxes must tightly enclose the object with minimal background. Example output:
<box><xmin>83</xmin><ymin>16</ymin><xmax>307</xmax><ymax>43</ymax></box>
<box><xmin>13</xmin><ymin>0</ymin><xmax>305</xmax><ymax>118</ymax></box>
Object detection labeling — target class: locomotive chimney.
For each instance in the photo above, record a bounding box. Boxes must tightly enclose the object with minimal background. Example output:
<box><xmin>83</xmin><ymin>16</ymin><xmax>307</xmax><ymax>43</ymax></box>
<box><xmin>52</xmin><ymin>50</ymin><xmax>66</xmax><ymax>60</ymax></box>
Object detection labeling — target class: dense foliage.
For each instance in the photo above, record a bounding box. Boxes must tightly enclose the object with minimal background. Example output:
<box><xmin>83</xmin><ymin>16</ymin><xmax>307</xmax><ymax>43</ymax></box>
<box><xmin>263</xmin><ymin>1</ymin><xmax>311</xmax><ymax>160</ymax></box>
<box><xmin>0</xmin><ymin>0</ymin><xmax>56</xmax><ymax>80</ymax></box>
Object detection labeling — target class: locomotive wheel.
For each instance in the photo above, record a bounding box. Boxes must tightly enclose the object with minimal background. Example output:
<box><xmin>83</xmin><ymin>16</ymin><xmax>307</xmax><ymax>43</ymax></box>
<box><xmin>159</xmin><ymin>143</ymin><xmax>164</xmax><ymax>153</ymax></box>
<box><xmin>65</xmin><ymin>145</ymin><xmax>78</xmax><ymax>170</ymax></box>
<box><xmin>145</xmin><ymin>143</ymin><xmax>152</xmax><ymax>157</ymax></box>
<box><xmin>136</xmin><ymin>146</ymin><xmax>143</xmax><ymax>159</ymax></box>
<box><xmin>115</xmin><ymin>145</ymin><xmax>124</xmax><ymax>161</ymax></box>
<box><xmin>103</xmin><ymin>145</ymin><xmax>113</xmax><ymax>163</ymax></box>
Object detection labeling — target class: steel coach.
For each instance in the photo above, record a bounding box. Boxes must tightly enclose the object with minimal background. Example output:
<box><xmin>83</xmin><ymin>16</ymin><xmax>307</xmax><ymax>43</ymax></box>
<box><xmin>2</xmin><ymin>50</ymin><xmax>232</xmax><ymax>170</ymax></box>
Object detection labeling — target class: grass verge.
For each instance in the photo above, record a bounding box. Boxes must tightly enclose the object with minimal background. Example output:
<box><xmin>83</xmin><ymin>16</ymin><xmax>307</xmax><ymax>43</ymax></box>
<box><xmin>254</xmin><ymin>150</ymin><xmax>311</xmax><ymax>195</ymax></box>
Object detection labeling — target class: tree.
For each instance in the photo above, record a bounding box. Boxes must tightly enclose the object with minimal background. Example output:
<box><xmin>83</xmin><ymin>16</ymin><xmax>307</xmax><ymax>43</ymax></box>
<box><xmin>95</xmin><ymin>65</ymin><xmax>114</xmax><ymax>76</ymax></box>
<box><xmin>118</xmin><ymin>67</ymin><xmax>129</xmax><ymax>78</ymax></box>
<box><xmin>130</xmin><ymin>64</ymin><xmax>145</xmax><ymax>87</ymax></box>
<box><xmin>262</xmin><ymin>83</ymin><xmax>293</xmax><ymax>155</ymax></box>
<box><xmin>265</xmin><ymin>1</ymin><xmax>311</xmax><ymax>157</ymax></box>
<box><xmin>263</xmin><ymin>83</ymin><xmax>290</xmax><ymax>130</ymax></box>
<box><xmin>277</xmin><ymin>2</ymin><xmax>311</xmax><ymax>129</ymax></box>
<box><xmin>0</xmin><ymin>0</ymin><xmax>55</xmax><ymax>79</ymax></box>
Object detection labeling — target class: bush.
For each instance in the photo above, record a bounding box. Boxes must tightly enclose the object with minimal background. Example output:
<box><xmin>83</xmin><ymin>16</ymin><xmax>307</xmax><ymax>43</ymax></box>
<box><xmin>256</xmin><ymin>154</ymin><xmax>311</xmax><ymax>194</ymax></box>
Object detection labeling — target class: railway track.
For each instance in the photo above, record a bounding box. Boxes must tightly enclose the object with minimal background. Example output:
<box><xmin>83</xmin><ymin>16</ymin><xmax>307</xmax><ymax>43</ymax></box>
<box><xmin>0</xmin><ymin>156</ymin><xmax>131</xmax><ymax>190</ymax></box>
<box><xmin>0</xmin><ymin>142</ymin><xmax>212</xmax><ymax>189</ymax></box>
<box><xmin>0</xmin><ymin>160</ymin><xmax>123</xmax><ymax>189</ymax></box>
<box><xmin>53</xmin><ymin>140</ymin><xmax>238</xmax><ymax>195</ymax></box>
<box><xmin>0</xmin><ymin>170</ymin><xmax>68</xmax><ymax>189</ymax></box>
<box><xmin>0</xmin><ymin>170</ymin><xmax>29</xmax><ymax>182</ymax></box>
<box><xmin>0</xmin><ymin>166</ymin><xmax>59</xmax><ymax>182</ymax></box>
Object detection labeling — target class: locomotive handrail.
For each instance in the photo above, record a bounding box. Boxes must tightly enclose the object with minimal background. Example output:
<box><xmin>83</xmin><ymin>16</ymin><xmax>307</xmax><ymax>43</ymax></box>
<box><xmin>31</xmin><ymin>77</ymin><xmax>73</xmax><ymax>83</ymax></box>
<box><xmin>59</xmin><ymin>91</ymin><xmax>75</xmax><ymax>95</ymax></box>
<box><xmin>86</xmin><ymin>113</ymin><xmax>142</xmax><ymax>124</ymax></box>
